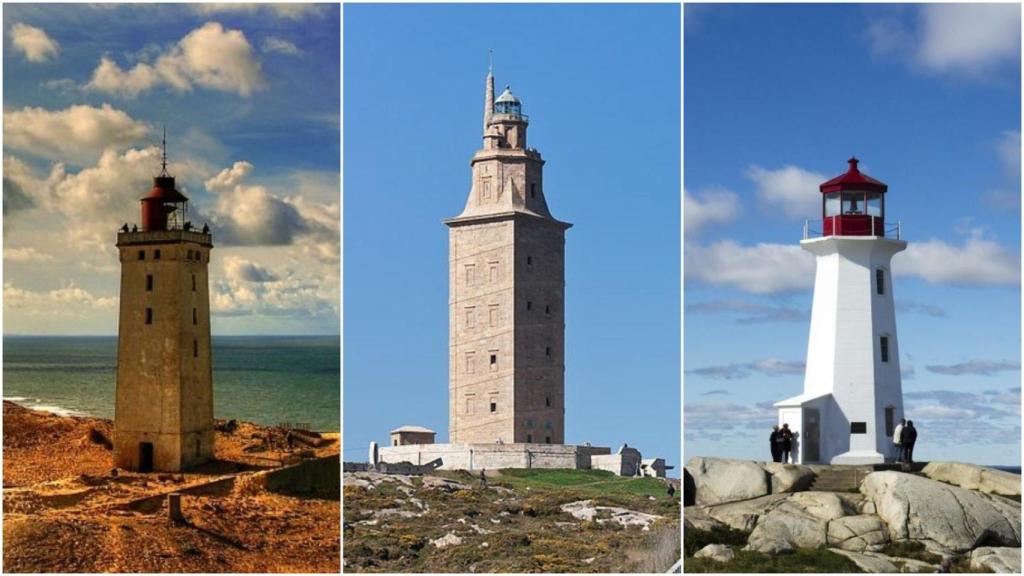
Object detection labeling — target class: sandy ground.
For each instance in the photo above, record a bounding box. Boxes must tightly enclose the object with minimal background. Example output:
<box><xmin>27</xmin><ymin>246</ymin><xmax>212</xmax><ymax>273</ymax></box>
<box><xmin>3</xmin><ymin>401</ymin><xmax>340</xmax><ymax>573</ymax></box>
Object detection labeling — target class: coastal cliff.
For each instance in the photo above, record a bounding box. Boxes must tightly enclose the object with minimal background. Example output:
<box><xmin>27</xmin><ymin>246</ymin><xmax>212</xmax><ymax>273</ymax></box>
<box><xmin>684</xmin><ymin>457</ymin><xmax>1021</xmax><ymax>573</ymax></box>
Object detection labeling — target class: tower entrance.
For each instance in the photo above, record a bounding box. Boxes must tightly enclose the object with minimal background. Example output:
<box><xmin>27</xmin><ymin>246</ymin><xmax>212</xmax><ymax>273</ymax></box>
<box><xmin>139</xmin><ymin>442</ymin><xmax>154</xmax><ymax>472</ymax></box>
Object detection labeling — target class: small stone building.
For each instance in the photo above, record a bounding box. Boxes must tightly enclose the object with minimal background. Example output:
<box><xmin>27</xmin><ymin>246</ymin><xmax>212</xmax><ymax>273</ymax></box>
<box><xmin>389</xmin><ymin>426</ymin><xmax>436</xmax><ymax>446</ymax></box>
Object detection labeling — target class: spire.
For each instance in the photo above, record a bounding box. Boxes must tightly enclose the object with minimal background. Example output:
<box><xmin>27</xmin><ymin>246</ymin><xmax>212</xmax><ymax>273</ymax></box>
<box><xmin>159</xmin><ymin>125</ymin><xmax>169</xmax><ymax>177</ymax></box>
<box><xmin>483</xmin><ymin>50</ymin><xmax>494</xmax><ymax>134</ymax></box>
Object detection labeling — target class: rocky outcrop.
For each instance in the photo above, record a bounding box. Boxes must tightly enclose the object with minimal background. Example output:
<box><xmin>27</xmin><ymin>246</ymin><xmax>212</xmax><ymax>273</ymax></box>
<box><xmin>745</xmin><ymin>492</ymin><xmax>853</xmax><ymax>553</ymax></box>
<box><xmin>970</xmin><ymin>546</ymin><xmax>1021</xmax><ymax>573</ymax></box>
<box><xmin>686</xmin><ymin>458</ymin><xmax>769</xmax><ymax>506</ymax></box>
<box><xmin>827</xmin><ymin>514</ymin><xmax>889</xmax><ymax>552</ymax></box>
<box><xmin>829</xmin><ymin>549</ymin><xmax>937</xmax><ymax>573</ymax></box>
<box><xmin>860</xmin><ymin>471</ymin><xmax>1021</xmax><ymax>552</ymax></box>
<box><xmin>693</xmin><ymin>544</ymin><xmax>735</xmax><ymax>563</ymax></box>
<box><xmin>682</xmin><ymin>507</ymin><xmax>726</xmax><ymax>532</ymax></box>
<box><xmin>560</xmin><ymin>500</ymin><xmax>661</xmax><ymax>530</ymax></box>
<box><xmin>701</xmin><ymin>493</ymin><xmax>788</xmax><ymax>531</ymax></box>
<box><xmin>763</xmin><ymin>463</ymin><xmax>815</xmax><ymax>493</ymax></box>
<box><xmin>922</xmin><ymin>462</ymin><xmax>1021</xmax><ymax>498</ymax></box>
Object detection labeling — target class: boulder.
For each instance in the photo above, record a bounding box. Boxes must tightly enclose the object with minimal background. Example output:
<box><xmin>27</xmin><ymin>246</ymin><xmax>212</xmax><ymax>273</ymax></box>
<box><xmin>686</xmin><ymin>457</ymin><xmax>770</xmax><ymax>506</ymax></box>
<box><xmin>922</xmin><ymin>462</ymin><xmax>1021</xmax><ymax>497</ymax></box>
<box><xmin>763</xmin><ymin>463</ymin><xmax>815</xmax><ymax>493</ymax></box>
<box><xmin>827</xmin><ymin>514</ymin><xmax>889</xmax><ymax>552</ymax></box>
<box><xmin>970</xmin><ymin>547</ymin><xmax>1021</xmax><ymax>573</ymax></box>
<box><xmin>430</xmin><ymin>532</ymin><xmax>463</xmax><ymax>549</ymax></box>
<box><xmin>829</xmin><ymin>549</ymin><xmax>937</xmax><ymax>573</ymax></box>
<box><xmin>860</xmin><ymin>471</ymin><xmax>1021</xmax><ymax>552</ymax></box>
<box><xmin>560</xmin><ymin>500</ymin><xmax>661</xmax><ymax>530</ymax></box>
<box><xmin>694</xmin><ymin>544</ymin><xmax>735</xmax><ymax>563</ymax></box>
<box><xmin>683</xmin><ymin>507</ymin><xmax>726</xmax><ymax>532</ymax></box>
<box><xmin>745</xmin><ymin>492</ymin><xmax>853</xmax><ymax>553</ymax></box>
<box><xmin>701</xmin><ymin>493</ymin><xmax>789</xmax><ymax>531</ymax></box>
<box><xmin>421</xmin><ymin>476</ymin><xmax>469</xmax><ymax>492</ymax></box>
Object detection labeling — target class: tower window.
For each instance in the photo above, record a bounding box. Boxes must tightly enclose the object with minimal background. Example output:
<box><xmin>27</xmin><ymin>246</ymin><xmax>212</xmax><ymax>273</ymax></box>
<box><xmin>545</xmin><ymin>421</ymin><xmax>552</xmax><ymax>430</ymax></box>
<box><xmin>489</xmin><ymin>305</ymin><xmax>499</xmax><ymax>327</ymax></box>
<box><xmin>546</xmin><ymin>396</ymin><xmax>551</xmax><ymax>407</ymax></box>
<box><xmin>545</xmin><ymin>304</ymin><xmax>551</xmax><ymax>314</ymax></box>
<box><xmin>489</xmin><ymin>262</ymin><xmax>499</xmax><ymax>283</ymax></box>
<box><xmin>490</xmin><ymin>400</ymin><xmax>497</xmax><ymax>413</ymax></box>
<box><xmin>545</xmin><ymin>346</ymin><xmax>552</xmax><ymax>358</ymax></box>
<box><xmin>192</xmin><ymin>274</ymin><xmax>196</xmax><ymax>292</ymax></box>
<box><xmin>545</xmin><ymin>436</ymin><xmax>551</xmax><ymax>444</ymax></box>
<box><xmin>527</xmin><ymin>434</ymin><xmax>532</xmax><ymax>443</ymax></box>
<box><xmin>193</xmin><ymin>339</ymin><xmax>198</xmax><ymax>358</ymax></box>
<box><xmin>465</xmin><ymin>396</ymin><xmax>475</xmax><ymax>415</ymax></box>
<box><xmin>880</xmin><ymin>336</ymin><xmax>890</xmax><ymax>363</ymax></box>
<box><xmin>526</xmin><ymin>301</ymin><xmax>532</xmax><ymax>311</ymax></box>
<box><xmin>465</xmin><ymin>264</ymin><xmax>476</xmax><ymax>286</ymax></box>
<box><xmin>145</xmin><ymin>308</ymin><xmax>153</xmax><ymax>324</ymax></box>
<box><xmin>154</xmin><ymin>249</ymin><xmax>161</xmax><ymax>260</ymax></box>
<box><xmin>851</xmin><ymin>422</ymin><xmax>867</xmax><ymax>434</ymax></box>
<box><xmin>146</xmin><ymin>274</ymin><xmax>153</xmax><ymax>291</ymax></box>
<box><xmin>530</xmin><ymin>183</ymin><xmax>536</xmax><ymax>198</ymax></box>
<box><xmin>193</xmin><ymin>308</ymin><xmax>197</xmax><ymax>325</ymax></box>
<box><xmin>187</xmin><ymin>249</ymin><xmax>193</xmax><ymax>260</ymax></box>
<box><xmin>489</xmin><ymin>352</ymin><xmax>498</xmax><ymax>371</ymax></box>
<box><xmin>876</xmin><ymin>269</ymin><xmax>885</xmax><ymax>295</ymax></box>
<box><xmin>137</xmin><ymin>250</ymin><xmax>145</xmax><ymax>260</ymax></box>
<box><xmin>527</xmin><ymin>256</ymin><xmax>533</xmax><ymax>266</ymax></box>
<box><xmin>885</xmin><ymin>406</ymin><xmax>895</xmax><ymax>437</ymax></box>
<box><xmin>526</xmin><ymin>419</ymin><xmax>534</xmax><ymax>428</ymax></box>
<box><xmin>465</xmin><ymin>352</ymin><xmax>475</xmax><ymax>374</ymax></box>
<box><xmin>465</xmin><ymin>307</ymin><xmax>476</xmax><ymax>328</ymax></box>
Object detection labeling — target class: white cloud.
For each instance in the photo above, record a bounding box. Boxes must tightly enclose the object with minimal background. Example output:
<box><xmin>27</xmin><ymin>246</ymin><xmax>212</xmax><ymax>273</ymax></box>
<box><xmin>10</xmin><ymin>23</ymin><xmax>59</xmax><ymax>62</ymax></box>
<box><xmin>205</xmin><ymin>160</ymin><xmax>254</xmax><ymax>192</ymax></box>
<box><xmin>684</xmin><ymin>187</ymin><xmax>738</xmax><ymax>236</ymax></box>
<box><xmin>745</xmin><ymin>165</ymin><xmax>827</xmax><ymax>220</ymax></box>
<box><xmin>223</xmin><ymin>255</ymin><xmax>279</xmax><ymax>283</ymax></box>
<box><xmin>261</xmin><ymin>37</ymin><xmax>303</xmax><ymax>56</ymax></box>
<box><xmin>212</xmin><ymin>258</ymin><xmax>336</xmax><ymax>320</ymax></box>
<box><xmin>897</xmin><ymin>231</ymin><xmax>1020</xmax><ymax>286</ymax></box>
<box><xmin>685</xmin><ymin>240</ymin><xmax>814</xmax><ymax>294</ymax></box>
<box><xmin>4</xmin><ymin>282</ymin><xmax>116</xmax><ymax>315</ymax></box>
<box><xmin>917</xmin><ymin>4</ymin><xmax>1020</xmax><ymax>74</ymax></box>
<box><xmin>87</xmin><ymin>22</ymin><xmax>265</xmax><ymax>98</ymax></box>
<box><xmin>4</xmin><ymin>246</ymin><xmax>56</xmax><ymax>263</ymax></box>
<box><xmin>687</xmin><ymin>358</ymin><xmax>805</xmax><ymax>380</ymax></box>
<box><xmin>191</xmin><ymin>3</ymin><xmax>321</xmax><ymax>20</ymax></box>
<box><xmin>4</xmin><ymin>104</ymin><xmax>150</xmax><ymax>164</ymax></box>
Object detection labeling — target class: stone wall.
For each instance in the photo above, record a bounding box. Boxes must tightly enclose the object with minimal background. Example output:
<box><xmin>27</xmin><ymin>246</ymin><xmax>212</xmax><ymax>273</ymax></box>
<box><xmin>378</xmin><ymin>443</ymin><xmax>610</xmax><ymax>472</ymax></box>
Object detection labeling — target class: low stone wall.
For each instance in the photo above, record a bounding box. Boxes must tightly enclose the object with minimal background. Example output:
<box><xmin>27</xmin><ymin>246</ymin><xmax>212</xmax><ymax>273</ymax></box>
<box><xmin>235</xmin><ymin>454</ymin><xmax>339</xmax><ymax>499</ymax></box>
<box><xmin>592</xmin><ymin>448</ymin><xmax>643</xmax><ymax>476</ymax></box>
<box><xmin>378</xmin><ymin>443</ymin><xmax>611</xmax><ymax>472</ymax></box>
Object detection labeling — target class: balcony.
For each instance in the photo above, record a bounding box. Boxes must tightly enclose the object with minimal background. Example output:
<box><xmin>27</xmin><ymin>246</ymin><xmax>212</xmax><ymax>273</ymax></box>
<box><xmin>117</xmin><ymin>229</ymin><xmax>213</xmax><ymax>247</ymax></box>
<box><xmin>804</xmin><ymin>217</ymin><xmax>901</xmax><ymax>240</ymax></box>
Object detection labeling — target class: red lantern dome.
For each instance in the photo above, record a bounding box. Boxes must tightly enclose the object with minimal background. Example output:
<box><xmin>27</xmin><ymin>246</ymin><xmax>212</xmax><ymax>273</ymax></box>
<box><xmin>819</xmin><ymin>157</ymin><xmax>887</xmax><ymax>237</ymax></box>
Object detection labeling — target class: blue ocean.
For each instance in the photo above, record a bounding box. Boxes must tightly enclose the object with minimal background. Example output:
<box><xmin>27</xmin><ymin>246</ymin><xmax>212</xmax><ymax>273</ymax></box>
<box><xmin>3</xmin><ymin>335</ymin><xmax>340</xmax><ymax>431</ymax></box>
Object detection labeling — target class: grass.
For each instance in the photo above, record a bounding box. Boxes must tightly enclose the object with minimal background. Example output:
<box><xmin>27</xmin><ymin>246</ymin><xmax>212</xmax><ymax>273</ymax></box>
<box><xmin>684</xmin><ymin>547</ymin><xmax>862</xmax><ymax>573</ymax></box>
<box><xmin>345</xmin><ymin>468</ymin><xmax>680</xmax><ymax>573</ymax></box>
<box><xmin>879</xmin><ymin>541</ymin><xmax>943</xmax><ymax>565</ymax></box>
<box><xmin>684</xmin><ymin>525</ymin><xmax>750</xmax><ymax>558</ymax></box>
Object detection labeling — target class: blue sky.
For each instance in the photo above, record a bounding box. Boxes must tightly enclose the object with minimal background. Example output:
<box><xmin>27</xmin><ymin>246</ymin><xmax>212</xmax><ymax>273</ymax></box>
<box><xmin>684</xmin><ymin>4</ymin><xmax>1021</xmax><ymax>466</ymax></box>
<box><xmin>343</xmin><ymin>4</ymin><xmax>681</xmax><ymax>468</ymax></box>
<box><xmin>3</xmin><ymin>3</ymin><xmax>340</xmax><ymax>335</ymax></box>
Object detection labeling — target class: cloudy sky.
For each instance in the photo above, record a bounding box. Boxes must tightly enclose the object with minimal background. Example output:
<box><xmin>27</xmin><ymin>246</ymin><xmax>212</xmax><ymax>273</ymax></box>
<box><xmin>685</xmin><ymin>4</ymin><xmax>1021</xmax><ymax>466</ymax></box>
<box><xmin>3</xmin><ymin>3</ymin><xmax>339</xmax><ymax>335</ymax></box>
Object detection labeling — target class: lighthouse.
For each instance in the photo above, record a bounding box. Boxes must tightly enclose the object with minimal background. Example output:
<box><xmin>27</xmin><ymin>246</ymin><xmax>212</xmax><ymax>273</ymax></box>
<box><xmin>113</xmin><ymin>136</ymin><xmax>214</xmax><ymax>472</ymax></box>
<box><xmin>444</xmin><ymin>68</ymin><xmax>572</xmax><ymax>445</ymax></box>
<box><xmin>775</xmin><ymin>158</ymin><xmax>906</xmax><ymax>465</ymax></box>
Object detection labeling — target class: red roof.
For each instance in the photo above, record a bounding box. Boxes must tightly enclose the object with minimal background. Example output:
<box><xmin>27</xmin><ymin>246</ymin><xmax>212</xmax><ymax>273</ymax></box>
<box><xmin>819</xmin><ymin>157</ymin><xmax>888</xmax><ymax>193</ymax></box>
<box><xmin>142</xmin><ymin>175</ymin><xmax>189</xmax><ymax>203</ymax></box>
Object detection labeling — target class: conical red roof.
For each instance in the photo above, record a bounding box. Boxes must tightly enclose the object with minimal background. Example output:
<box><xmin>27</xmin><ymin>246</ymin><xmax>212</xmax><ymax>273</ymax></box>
<box><xmin>142</xmin><ymin>175</ymin><xmax>189</xmax><ymax>203</ymax></box>
<box><xmin>820</xmin><ymin>157</ymin><xmax>887</xmax><ymax>193</ymax></box>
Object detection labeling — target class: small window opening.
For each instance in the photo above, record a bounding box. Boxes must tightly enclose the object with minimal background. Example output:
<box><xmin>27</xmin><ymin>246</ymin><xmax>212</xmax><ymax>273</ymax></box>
<box><xmin>885</xmin><ymin>406</ymin><xmax>895</xmax><ymax>437</ymax></box>
<box><xmin>527</xmin><ymin>434</ymin><xmax>533</xmax><ymax>443</ymax></box>
<box><xmin>145</xmin><ymin>308</ymin><xmax>153</xmax><ymax>324</ymax></box>
<box><xmin>876</xmin><ymin>269</ymin><xmax>885</xmax><ymax>295</ymax></box>
<box><xmin>490</xmin><ymin>353</ymin><xmax>497</xmax><ymax>367</ymax></box>
<box><xmin>545</xmin><ymin>304</ymin><xmax>551</xmax><ymax>314</ymax></box>
<box><xmin>193</xmin><ymin>339</ymin><xmax>198</xmax><ymax>358</ymax></box>
<box><xmin>145</xmin><ymin>274</ymin><xmax>153</xmax><ymax>291</ymax></box>
<box><xmin>530</xmin><ymin>183</ymin><xmax>536</xmax><ymax>198</ymax></box>
<box><xmin>527</xmin><ymin>256</ymin><xmax>533</xmax><ymax>266</ymax></box>
<box><xmin>880</xmin><ymin>335</ymin><xmax>890</xmax><ymax>363</ymax></box>
<box><xmin>490</xmin><ymin>401</ymin><xmax>497</xmax><ymax>413</ymax></box>
<box><xmin>526</xmin><ymin>301</ymin><xmax>532</xmax><ymax>311</ymax></box>
<box><xmin>851</xmin><ymin>422</ymin><xmax>867</xmax><ymax>434</ymax></box>
<box><xmin>187</xmin><ymin>249</ymin><xmax>193</xmax><ymax>260</ymax></box>
<box><xmin>545</xmin><ymin>396</ymin><xmax>551</xmax><ymax>407</ymax></box>
<box><xmin>393</xmin><ymin>439</ymin><xmax>398</xmax><ymax>446</ymax></box>
<box><xmin>154</xmin><ymin>249</ymin><xmax>161</xmax><ymax>260</ymax></box>
<box><xmin>193</xmin><ymin>308</ymin><xmax>197</xmax><ymax>325</ymax></box>
<box><xmin>192</xmin><ymin>274</ymin><xmax>196</xmax><ymax>292</ymax></box>
<box><xmin>545</xmin><ymin>436</ymin><xmax>551</xmax><ymax>444</ymax></box>
<box><xmin>545</xmin><ymin>346</ymin><xmax>552</xmax><ymax>358</ymax></box>
<box><xmin>137</xmin><ymin>250</ymin><xmax>145</xmax><ymax>260</ymax></box>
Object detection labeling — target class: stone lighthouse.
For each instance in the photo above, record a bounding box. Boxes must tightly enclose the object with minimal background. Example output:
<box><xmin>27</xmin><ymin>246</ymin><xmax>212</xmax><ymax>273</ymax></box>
<box><xmin>775</xmin><ymin>158</ymin><xmax>906</xmax><ymax>465</ymax></box>
<box><xmin>113</xmin><ymin>137</ymin><xmax>214</xmax><ymax>472</ymax></box>
<box><xmin>444</xmin><ymin>68</ymin><xmax>572</xmax><ymax>445</ymax></box>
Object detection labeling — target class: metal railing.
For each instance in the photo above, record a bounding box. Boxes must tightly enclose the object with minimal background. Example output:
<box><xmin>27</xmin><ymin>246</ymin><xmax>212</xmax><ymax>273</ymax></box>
<box><xmin>117</xmin><ymin>229</ymin><xmax>212</xmax><ymax>245</ymax></box>
<box><xmin>803</xmin><ymin>218</ymin><xmax>901</xmax><ymax>240</ymax></box>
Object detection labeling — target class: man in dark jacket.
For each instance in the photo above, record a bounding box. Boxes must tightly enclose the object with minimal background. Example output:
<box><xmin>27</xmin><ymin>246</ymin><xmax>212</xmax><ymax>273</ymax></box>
<box><xmin>770</xmin><ymin>426</ymin><xmax>782</xmax><ymax>462</ymax></box>
<box><xmin>780</xmin><ymin>423</ymin><xmax>794</xmax><ymax>464</ymax></box>
<box><xmin>901</xmin><ymin>421</ymin><xmax>918</xmax><ymax>463</ymax></box>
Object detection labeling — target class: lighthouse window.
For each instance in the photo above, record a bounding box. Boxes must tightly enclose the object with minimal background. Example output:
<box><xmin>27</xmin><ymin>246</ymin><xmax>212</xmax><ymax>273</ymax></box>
<box><xmin>154</xmin><ymin>249</ymin><xmax>161</xmax><ymax>260</ymax></box>
<box><xmin>490</xmin><ymin>399</ymin><xmax>497</xmax><ymax>413</ymax></box>
<box><xmin>527</xmin><ymin>434</ymin><xmax>533</xmax><ymax>442</ymax></box>
<box><xmin>866</xmin><ymin>193</ymin><xmax>882</xmax><ymax>217</ymax></box>
<box><xmin>489</xmin><ymin>351</ymin><xmax>498</xmax><ymax>371</ymax></box>
<box><xmin>527</xmin><ymin>301</ymin><xmax>532</xmax><ymax>311</ymax></box>
<box><xmin>530</xmin><ymin>183</ymin><xmax>536</xmax><ymax>198</ymax></box>
<box><xmin>876</xmin><ymin>269</ymin><xmax>885</xmax><ymax>295</ymax></box>
<box><xmin>145</xmin><ymin>308</ymin><xmax>153</xmax><ymax>324</ymax></box>
<box><xmin>885</xmin><ymin>406</ymin><xmax>895</xmax><ymax>437</ymax></box>
<box><xmin>850</xmin><ymin>422</ymin><xmax>867</xmax><ymax>434</ymax></box>
<box><xmin>192</xmin><ymin>274</ymin><xmax>196</xmax><ymax>292</ymax></box>
<box><xmin>193</xmin><ymin>308</ymin><xmax>197</xmax><ymax>325</ymax></box>
<box><xmin>137</xmin><ymin>250</ymin><xmax>145</xmax><ymax>260</ymax></box>
<box><xmin>824</xmin><ymin>193</ymin><xmax>840</xmax><ymax>217</ymax></box>
<box><xmin>465</xmin><ymin>352</ymin><xmax>475</xmax><ymax>374</ymax></box>
<box><xmin>546</xmin><ymin>346</ymin><xmax>552</xmax><ymax>358</ymax></box>
<box><xmin>145</xmin><ymin>274</ymin><xmax>153</xmax><ymax>291</ymax></box>
<box><xmin>193</xmin><ymin>340</ymin><xmax>198</xmax><ymax>358</ymax></box>
<box><xmin>186</xmin><ymin>250</ymin><xmax>193</xmax><ymax>260</ymax></box>
<box><xmin>545</xmin><ymin>304</ymin><xmax>551</xmax><ymax>314</ymax></box>
<box><xmin>545</xmin><ymin>395</ymin><xmax>551</xmax><ymax>407</ymax></box>
<box><xmin>465</xmin><ymin>306</ymin><xmax>475</xmax><ymax>328</ymax></box>
<box><xmin>842</xmin><ymin>193</ymin><xmax>863</xmax><ymax>215</ymax></box>
<box><xmin>880</xmin><ymin>336</ymin><xmax>890</xmax><ymax>363</ymax></box>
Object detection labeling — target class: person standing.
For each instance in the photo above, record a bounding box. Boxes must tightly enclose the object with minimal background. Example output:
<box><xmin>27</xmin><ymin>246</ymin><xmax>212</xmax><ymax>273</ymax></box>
<box><xmin>780</xmin><ymin>423</ymin><xmax>794</xmax><ymax>464</ymax></box>
<box><xmin>901</xmin><ymin>420</ymin><xmax>917</xmax><ymax>464</ymax></box>
<box><xmin>769</xmin><ymin>426</ymin><xmax>782</xmax><ymax>462</ymax></box>
<box><xmin>893</xmin><ymin>418</ymin><xmax>906</xmax><ymax>463</ymax></box>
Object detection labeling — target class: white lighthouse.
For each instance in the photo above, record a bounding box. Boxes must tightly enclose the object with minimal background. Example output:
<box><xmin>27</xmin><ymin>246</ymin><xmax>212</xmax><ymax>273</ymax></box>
<box><xmin>776</xmin><ymin>158</ymin><xmax>906</xmax><ymax>465</ymax></box>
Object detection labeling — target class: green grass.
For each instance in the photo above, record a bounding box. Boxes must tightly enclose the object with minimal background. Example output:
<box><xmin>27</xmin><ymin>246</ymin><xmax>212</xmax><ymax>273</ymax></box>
<box><xmin>879</xmin><ymin>541</ymin><xmax>942</xmax><ymax>565</ymax></box>
<box><xmin>684</xmin><ymin>526</ymin><xmax>750</xmax><ymax>558</ymax></box>
<box><xmin>684</xmin><ymin>548</ymin><xmax>863</xmax><ymax>573</ymax></box>
<box><xmin>494</xmin><ymin>468</ymin><xmax>674</xmax><ymax>497</ymax></box>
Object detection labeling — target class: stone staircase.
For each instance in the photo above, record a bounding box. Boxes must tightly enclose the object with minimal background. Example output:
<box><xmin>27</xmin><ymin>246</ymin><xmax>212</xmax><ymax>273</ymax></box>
<box><xmin>807</xmin><ymin>462</ymin><xmax>928</xmax><ymax>492</ymax></box>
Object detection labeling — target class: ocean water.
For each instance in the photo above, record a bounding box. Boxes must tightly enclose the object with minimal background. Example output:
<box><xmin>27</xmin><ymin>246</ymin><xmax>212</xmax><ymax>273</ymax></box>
<box><xmin>3</xmin><ymin>335</ymin><xmax>340</xmax><ymax>431</ymax></box>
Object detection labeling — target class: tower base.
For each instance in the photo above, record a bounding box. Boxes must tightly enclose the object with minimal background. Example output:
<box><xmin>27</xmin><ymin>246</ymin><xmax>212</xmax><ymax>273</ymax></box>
<box><xmin>830</xmin><ymin>451</ymin><xmax>886</xmax><ymax>465</ymax></box>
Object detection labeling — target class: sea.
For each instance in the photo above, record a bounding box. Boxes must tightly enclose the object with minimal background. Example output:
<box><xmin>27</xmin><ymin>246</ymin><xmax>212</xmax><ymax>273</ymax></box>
<box><xmin>2</xmin><ymin>335</ymin><xmax>340</xmax><ymax>431</ymax></box>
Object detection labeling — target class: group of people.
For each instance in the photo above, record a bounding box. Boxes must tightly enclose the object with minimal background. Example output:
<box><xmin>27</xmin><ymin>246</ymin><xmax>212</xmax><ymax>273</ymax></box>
<box><xmin>769</xmin><ymin>423</ymin><xmax>794</xmax><ymax>463</ymax></box>
<box><xmin>892</xmin><ymin>418</ymin><xmax>918</xmax><ymax>463</ymax></box>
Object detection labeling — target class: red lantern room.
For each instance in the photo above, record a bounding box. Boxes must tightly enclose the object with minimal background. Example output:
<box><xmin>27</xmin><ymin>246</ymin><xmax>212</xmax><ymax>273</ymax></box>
<box><xmin>820</xmin><ymin>157</ymin><xmax>887</xmax><ymax>236</ymax></box>
<box><xmin>140</xmin><ymin>133</ymin><xmax>189</xmax><ymax>232</ymax></box>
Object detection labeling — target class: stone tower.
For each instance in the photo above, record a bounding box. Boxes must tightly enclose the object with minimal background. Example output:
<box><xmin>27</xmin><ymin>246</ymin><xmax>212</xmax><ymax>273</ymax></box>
<box><xmin>445</xmin><ymin>69</ymin><xmax>572</xmax><ymax>445</ymax></box>
<box><xmin>776</xmin><ymin>158</ymin><xmax>906</xmax><ymax>465</ymax></box>
<box><xmin>113</xmin><ymin>138</ymin><xmax>214</xmax><ymax>472</ymax></box>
